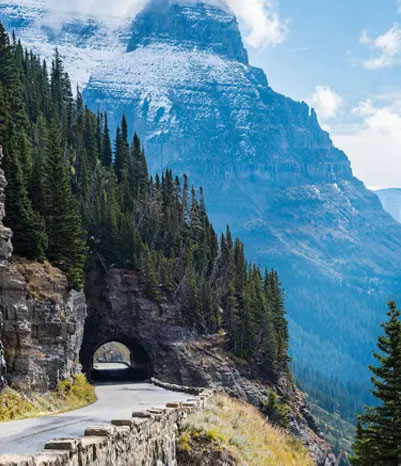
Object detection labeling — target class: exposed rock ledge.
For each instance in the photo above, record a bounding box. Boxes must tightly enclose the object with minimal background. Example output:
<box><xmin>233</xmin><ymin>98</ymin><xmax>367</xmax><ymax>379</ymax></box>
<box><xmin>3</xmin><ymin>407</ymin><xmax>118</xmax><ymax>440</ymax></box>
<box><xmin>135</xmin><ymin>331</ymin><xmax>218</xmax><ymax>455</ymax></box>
<box><xmin>0</xmin><ymin>260</ymin><xmax>87</xmax><ymax>393</ymax></box>
<box><xmin>0</xmin><ymin>145</ymin><xmax>87</xmax><ymax>393</ymax></box>
<box><xmin>0</xmin><ymin>145</ymin><xmax>14</xmax><ymax>391</ymax></box>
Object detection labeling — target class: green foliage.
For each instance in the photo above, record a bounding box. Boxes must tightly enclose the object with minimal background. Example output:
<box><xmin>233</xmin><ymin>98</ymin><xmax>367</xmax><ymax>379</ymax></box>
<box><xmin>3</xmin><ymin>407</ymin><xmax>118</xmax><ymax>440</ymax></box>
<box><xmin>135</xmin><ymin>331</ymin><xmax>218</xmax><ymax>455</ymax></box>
<box><xmin>262</xmin><ymin>390</ymin><xmax>291</xmax><ymax>429</ymax></box>
<box><xmin>351</xmin><ymin>301</ymin><xmax>401</xmax><ymax>466</ymax></box>
<box><xmin>56</xmin><ymin>374</ymin><xmax>96</xmax><ymax>406</ymax></box>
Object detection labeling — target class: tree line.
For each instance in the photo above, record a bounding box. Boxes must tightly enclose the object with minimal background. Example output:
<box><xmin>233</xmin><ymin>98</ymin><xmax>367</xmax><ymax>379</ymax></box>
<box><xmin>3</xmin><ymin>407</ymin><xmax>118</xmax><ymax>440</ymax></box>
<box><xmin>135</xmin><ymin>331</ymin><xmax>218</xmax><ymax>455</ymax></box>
<box><xmin>0</xmin><ymin>23</ymin><xmax>289</xmax><ymax>381</ymax></box>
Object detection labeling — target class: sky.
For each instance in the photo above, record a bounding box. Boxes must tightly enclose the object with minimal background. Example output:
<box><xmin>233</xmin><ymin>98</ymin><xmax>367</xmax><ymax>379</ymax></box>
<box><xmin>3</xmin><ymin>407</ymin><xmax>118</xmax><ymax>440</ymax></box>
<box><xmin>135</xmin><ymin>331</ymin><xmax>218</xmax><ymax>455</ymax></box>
<box><xmin>246</xmin><ymin>0</ymin><xmax>401</xmax><ymax>189</ymax></box>
<box><xmin>38</xmin><ymin>0</ymin><xmax>401</xmax><ymax>188</ymax></box>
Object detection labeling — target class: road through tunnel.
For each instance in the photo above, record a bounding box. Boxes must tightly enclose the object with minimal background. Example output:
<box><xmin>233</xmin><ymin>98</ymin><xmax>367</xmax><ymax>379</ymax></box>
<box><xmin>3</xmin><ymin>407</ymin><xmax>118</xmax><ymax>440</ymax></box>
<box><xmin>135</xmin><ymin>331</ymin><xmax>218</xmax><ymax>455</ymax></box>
<box><xmin>80</xmin><ymin>268</ymin><xmax>191</xmax><ymax>386</ymax></box>
<box><xmin>86</xmin><ymin>339</ymin><xmax>152</xmax><ymax>383</ymax></box>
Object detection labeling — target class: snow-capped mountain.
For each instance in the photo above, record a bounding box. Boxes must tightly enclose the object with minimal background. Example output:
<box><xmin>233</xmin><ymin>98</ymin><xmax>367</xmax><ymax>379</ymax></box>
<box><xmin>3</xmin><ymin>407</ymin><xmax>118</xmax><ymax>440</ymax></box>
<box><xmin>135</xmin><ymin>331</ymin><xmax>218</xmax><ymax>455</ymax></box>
<box><xmin>3</xmin><ymin>0</ymin><xmax>401</xmax><ymax>390</ymax></box>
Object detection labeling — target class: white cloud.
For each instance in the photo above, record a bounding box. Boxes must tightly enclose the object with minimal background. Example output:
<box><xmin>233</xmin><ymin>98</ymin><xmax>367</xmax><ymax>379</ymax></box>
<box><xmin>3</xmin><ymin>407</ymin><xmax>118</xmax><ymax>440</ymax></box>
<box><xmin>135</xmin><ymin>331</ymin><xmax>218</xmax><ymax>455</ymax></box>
<box><xmin>40</xmin><ymin>0</ymin><xmax>288</xmax><ymax>49</ymax></box>
<box><xmin>44</xmin><ymin>0</ymin><xmax>146</xmax><ymax>17</ymax></box>
<box><xmin>332</xmin><ymin>98</ymin><xmax>401</xmax><ymax>188</ymax></box>
<box><xmin>307</xmin><ymin>85</ymin><xmax>343</xmax><ymax>119</ymax></box>
<box><xmin>352</xmin><ymin>99</ymin><xmax>401</xmax><ymax>145</ymax></box>
<box><xmin>228</xmin><ymin>0</ymin><xmax>288</xmax><ymax>48</ymax></box>
<box><xmin>360</xmin><ymin>24</ymin><xmax>401</xmax><ymax>69</ymax></box>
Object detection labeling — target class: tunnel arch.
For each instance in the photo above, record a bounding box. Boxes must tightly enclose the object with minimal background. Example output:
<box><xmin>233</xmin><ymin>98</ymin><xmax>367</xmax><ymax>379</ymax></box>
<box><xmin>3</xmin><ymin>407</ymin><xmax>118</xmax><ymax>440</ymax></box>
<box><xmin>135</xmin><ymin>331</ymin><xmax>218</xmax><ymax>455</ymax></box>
<box><xmin>83</xmin><ymin>336</ymin><xmax>153</xmax><ymax>383</ymax></box>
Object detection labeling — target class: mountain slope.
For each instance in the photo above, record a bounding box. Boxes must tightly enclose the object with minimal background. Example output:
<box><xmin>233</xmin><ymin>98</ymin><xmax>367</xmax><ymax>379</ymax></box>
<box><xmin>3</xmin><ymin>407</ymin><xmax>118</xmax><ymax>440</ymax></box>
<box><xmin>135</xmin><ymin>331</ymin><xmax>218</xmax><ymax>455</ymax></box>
<box><xmin>3</xmin><ymin>0</ymin><xmax>401</xmax><ymax>396</ymax></box>
<box><xmin>375</xmin><ymin>188</ymin><xmax>401</xmax><ymax>223</ymax></box>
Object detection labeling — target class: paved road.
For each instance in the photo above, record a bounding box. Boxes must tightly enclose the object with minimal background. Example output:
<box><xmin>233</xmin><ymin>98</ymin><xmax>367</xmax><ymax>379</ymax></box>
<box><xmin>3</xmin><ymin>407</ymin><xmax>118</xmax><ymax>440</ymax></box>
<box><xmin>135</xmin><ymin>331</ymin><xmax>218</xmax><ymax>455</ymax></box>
<box><xmin>93</xmin><ymin>362</ymin><xmax>130</xmax><ymax>370</ymax></box>
<box><xmin>0</xmin><ymin>383</ymin><xmax>190</xmax><ymax>455</ymax></box>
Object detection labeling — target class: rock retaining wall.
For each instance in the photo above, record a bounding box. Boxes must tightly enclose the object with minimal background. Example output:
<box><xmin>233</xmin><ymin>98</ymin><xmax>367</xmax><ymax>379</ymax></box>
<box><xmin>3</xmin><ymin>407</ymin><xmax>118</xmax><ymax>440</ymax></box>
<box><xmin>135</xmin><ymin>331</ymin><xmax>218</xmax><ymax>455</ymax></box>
<box><xmin>0</xmin><ymin>390</ymin><xmax>212</xmax><ymax>466</ymax></box>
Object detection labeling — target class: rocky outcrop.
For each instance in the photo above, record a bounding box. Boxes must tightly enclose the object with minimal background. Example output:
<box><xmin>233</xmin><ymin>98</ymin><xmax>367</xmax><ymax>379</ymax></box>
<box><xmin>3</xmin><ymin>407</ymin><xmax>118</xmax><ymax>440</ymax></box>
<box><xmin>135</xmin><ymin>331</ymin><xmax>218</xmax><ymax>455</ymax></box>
<box><xmin>0</xmin><ymin>312</ymin><xmax>6</xmax><ymax>392</ymax></box>
<box><xmin>82</xmin><ymin>268</ymin><xmax>335</xmax><ymax>465</ymax></box>
<box><xmin>0</xmin><ymin>146</ymin><xmax>87</xmax><ymax>394</ymax></box>
<box><xmin>128</xmin><ymin>0</ymin><xmax>249</xmax><ymax>64</ymax></box>
<box><xmin>0</xmin><ymin>146</ymin><xmax>12</xmax><ymax>391</ymax></box>
<box><xmin>0</xmin><ymin>261</ymin><xmax>87</xmax><ymax>393</ymax></box>
<box><xmin>0</xmin><ymin>391</ymin><xmax>212</xmax><ymax>466</ymax></box>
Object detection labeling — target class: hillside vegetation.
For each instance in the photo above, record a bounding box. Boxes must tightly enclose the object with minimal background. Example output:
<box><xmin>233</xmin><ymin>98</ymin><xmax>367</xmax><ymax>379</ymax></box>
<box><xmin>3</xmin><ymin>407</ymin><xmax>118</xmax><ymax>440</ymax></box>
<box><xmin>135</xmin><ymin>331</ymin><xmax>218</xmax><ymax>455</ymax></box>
<box><xmin>0</xmin><ymin>374</ymin><xmax>96</xmax><ymax>422</ymax></box>
<box><xmin>177</xmin><ymin>394</ymin><xmax>314</xmax><ymax>466</ymax></box>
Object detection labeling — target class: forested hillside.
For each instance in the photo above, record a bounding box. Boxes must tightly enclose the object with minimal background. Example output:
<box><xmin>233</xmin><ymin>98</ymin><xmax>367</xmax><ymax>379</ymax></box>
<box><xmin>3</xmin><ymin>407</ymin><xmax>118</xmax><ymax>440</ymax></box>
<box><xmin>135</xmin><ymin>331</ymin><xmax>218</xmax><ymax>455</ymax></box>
<box><xmin>0</xmin><ymin>22</ymin><xmax>289</xmax><ymax>382</ymax></box>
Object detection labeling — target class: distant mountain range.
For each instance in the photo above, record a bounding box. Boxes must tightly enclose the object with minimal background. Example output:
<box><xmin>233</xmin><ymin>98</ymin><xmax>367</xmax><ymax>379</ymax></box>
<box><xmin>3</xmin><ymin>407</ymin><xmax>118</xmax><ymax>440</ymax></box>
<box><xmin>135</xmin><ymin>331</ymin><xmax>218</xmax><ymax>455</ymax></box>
<box><xmin>3</xmin><ymin>0</ymin><xmax>401</xmax><ymax>395</ymax></box>
<box><xmin>374</xmin><ymin>188</ymin><xmax>401</xmax><ymax>223</ymax></box>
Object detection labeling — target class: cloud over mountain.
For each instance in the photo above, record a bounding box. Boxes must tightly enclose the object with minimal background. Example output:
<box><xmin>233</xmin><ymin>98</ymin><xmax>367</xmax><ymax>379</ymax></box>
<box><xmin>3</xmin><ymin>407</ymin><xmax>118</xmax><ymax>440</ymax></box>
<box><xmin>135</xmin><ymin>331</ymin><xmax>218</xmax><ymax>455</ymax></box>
<box><xmin>42</xmin><ymin>0</ymin><xmax>287</xmax><ymax>48</ymax></box>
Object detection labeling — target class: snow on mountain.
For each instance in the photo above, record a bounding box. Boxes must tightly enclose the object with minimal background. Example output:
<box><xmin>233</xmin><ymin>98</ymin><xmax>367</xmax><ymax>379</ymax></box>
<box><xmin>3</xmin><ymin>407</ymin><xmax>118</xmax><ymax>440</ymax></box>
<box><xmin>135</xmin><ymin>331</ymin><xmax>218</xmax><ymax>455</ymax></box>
<box><xmin>0</xmin><ymin>0</ymin><xmax>132</xmax><ymax>88</ymax></box>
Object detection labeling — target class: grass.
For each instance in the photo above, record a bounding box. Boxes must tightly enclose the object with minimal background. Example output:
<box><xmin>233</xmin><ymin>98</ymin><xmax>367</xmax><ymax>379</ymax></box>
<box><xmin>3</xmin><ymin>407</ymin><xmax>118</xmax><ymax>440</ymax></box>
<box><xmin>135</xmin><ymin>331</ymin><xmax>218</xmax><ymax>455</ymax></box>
<box><xmin>178</xmin><ymin>393</ymin><xmax>314</xmax><ymax>466</ymax></box>
<box><xmin>15</xmin><ymin>259</ymin><xmax>66</xmax><ymax>302</ymax></box>
<box><xmin>0</xmin><ymin>374</ymin><xmax>96</xmax><ymax>422</ymax></box>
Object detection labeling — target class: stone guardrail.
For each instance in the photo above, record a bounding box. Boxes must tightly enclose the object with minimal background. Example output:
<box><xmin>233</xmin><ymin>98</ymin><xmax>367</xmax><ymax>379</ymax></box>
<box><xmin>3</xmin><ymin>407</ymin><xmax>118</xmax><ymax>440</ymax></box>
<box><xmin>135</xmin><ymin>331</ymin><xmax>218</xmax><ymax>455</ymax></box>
<box><xmin>0</xmin><ymin>383</ymin><xmax>213</xmax><ymax>466</ymax></box>
<box><xmin>150</xmin><ymin>377</ymin><xmax>211</xmax><ymax>396</ymax></box>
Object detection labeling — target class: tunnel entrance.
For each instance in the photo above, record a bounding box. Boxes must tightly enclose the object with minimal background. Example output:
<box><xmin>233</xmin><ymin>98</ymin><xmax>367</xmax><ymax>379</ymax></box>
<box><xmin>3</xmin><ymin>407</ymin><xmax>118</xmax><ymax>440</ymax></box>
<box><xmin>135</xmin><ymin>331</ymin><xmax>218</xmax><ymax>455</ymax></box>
<box><xmin>90</xmin><ymin>340</ymin><xmax>152</xmax><ymax>383</ymax></box>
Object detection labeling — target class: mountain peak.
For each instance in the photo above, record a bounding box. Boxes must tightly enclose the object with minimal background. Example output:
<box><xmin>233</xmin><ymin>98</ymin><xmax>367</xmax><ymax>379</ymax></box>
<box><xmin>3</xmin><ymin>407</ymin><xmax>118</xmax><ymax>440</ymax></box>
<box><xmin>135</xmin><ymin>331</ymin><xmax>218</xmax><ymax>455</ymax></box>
<box><xmin>127</xmin><ymin>0</ymin><xmax>249</xmax><ymax>64</ymax></box>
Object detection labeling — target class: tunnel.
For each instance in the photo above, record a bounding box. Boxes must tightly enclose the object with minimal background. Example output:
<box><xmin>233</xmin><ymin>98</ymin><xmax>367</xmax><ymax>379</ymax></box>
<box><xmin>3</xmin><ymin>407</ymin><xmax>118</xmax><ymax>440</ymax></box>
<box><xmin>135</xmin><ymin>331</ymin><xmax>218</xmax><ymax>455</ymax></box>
<box><xmin>87</xmin><ymin>338</ymin><xmax>152</xmax><ymax>383</ymax></box>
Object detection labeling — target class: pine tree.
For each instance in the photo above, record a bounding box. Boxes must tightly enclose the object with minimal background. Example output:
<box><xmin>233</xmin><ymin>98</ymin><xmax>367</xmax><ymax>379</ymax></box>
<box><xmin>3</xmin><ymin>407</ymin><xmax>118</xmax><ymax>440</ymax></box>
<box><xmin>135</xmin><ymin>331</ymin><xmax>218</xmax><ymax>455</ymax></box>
<box><xmin>351</xmin><ymin>301</ymin><xmax>401</xmax><ymax>466</ymax></box>
<box><xmin>45</xmin><ymin>120</ymin><xmax>87</xmax><ymax>288</ymax></box>
<box><xmin>114</xmin><ymin>116</ymin><xmax>129</xmax><ymax>182</ymax></box>
<box><xmin>102</xmin><ymin>113</ymin><xmax>113</xmax><ymax>167</ymax></box>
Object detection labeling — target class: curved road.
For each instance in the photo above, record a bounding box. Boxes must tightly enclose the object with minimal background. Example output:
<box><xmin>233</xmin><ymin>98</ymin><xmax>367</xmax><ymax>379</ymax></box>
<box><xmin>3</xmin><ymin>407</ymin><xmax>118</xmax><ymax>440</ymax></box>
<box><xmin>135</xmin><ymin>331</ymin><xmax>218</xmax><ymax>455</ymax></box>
<box><xmin>0</xmin><ymin>381</ymin><xmax>190</xmax><ymax>455</ymax></box>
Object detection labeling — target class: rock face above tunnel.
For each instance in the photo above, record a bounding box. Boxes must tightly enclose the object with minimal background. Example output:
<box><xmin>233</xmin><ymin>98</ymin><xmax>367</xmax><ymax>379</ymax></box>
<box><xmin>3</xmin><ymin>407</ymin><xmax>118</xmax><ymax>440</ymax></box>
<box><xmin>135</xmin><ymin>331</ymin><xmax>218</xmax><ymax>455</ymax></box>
<box><xmin>0</xmin><ymin>148</ymin><xmax>87</xmax><ymax>393</ymax></box>
<box><xmin>82</xmin><ymin>268</ymin><xmax>335</xmax><ymax>465</ymax></box>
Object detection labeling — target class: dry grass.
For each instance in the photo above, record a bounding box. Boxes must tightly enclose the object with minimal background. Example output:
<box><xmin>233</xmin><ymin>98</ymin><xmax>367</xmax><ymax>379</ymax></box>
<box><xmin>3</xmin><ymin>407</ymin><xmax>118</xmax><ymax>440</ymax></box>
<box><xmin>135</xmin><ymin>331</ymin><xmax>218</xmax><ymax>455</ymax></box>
<box><xmin>179</xmin><ymin>393</ymin><xmax>314</xmax><ymax>466</ymax></box>
<box><xmin>15</xmin><ymin>259</ymin><xmax>66</xmax><ymax>302</ymax></box>
<box><xmin>0</xmin><ymin>374</ymin><xmax>96</xmax><ymax>422</ymax></box>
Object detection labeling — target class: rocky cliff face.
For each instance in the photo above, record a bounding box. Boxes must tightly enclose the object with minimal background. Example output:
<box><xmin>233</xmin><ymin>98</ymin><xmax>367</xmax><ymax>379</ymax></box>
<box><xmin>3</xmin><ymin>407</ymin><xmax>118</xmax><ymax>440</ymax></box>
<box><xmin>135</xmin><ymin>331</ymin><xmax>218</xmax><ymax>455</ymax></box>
<box><xmin>82</xmin><ymin>268</ymin><xmax>335</xmax><ymax>465</ymax></box>
<box><xmin>0</xmin><ymin>146</ymin><xmax>13</xmax><ymax>391</ymax></box>
<box><xmin>0</xmin><ymin>146</ymin><xmax>87</xmax><ymax>393</ymax></box>
<box><xmin>0</xmin><ymin>261</ymin><xmax>87</xmax><ymax>392</ymax></box>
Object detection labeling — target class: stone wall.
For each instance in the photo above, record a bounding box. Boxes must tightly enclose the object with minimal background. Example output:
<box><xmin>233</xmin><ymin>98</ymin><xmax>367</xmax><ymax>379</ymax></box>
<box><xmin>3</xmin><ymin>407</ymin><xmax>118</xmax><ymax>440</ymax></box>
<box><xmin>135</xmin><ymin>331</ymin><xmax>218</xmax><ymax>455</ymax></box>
<box><xmin>0</xmin><ymin>390</ymin><xmax>212</xmax><ymax>466</ymax></box>
<box><xmin>0</xmin><ymin>146</ymin><xmax>87</xmax><ymax>393</ymax></box>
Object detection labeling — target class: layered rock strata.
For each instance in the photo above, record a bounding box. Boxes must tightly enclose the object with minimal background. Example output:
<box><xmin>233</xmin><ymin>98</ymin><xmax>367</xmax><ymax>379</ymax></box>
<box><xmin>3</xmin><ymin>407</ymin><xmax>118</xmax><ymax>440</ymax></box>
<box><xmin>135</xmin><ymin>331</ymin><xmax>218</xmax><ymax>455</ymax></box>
<box><xmin>0</xmin><ymin>147</ymin><xmax>87</xmax><ymax>393</ymax></box>
<box><xmin>0</xmin><ymin>146</ymin><xmax>12</xmax><ymax>391</ymax></box>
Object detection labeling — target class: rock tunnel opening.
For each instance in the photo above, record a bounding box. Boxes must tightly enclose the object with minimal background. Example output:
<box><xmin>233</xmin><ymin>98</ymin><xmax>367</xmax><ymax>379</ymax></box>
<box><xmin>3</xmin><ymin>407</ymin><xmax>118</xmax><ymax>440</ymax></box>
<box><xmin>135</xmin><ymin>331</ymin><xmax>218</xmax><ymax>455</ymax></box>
<box><xmin>90</xmin><ymin>340</ymin><xmax>152</xmax><ymax>383</ymax></box>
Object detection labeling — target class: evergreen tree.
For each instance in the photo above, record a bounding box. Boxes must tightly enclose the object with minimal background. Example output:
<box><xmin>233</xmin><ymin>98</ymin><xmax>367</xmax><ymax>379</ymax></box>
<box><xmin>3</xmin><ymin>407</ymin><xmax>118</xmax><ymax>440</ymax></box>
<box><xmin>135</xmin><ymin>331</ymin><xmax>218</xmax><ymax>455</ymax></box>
<box><xmin>351</xmin><ymin>301</ymin><xmax>401</xmax><ymax>466</ymax></box>
<box><xmin>102</xmin><ymin>113</ymin><xmax>113</xmax><ymax>167</ymax></box>
<box><xmin>45</xmin><ymin>120</ymin><xmax>87</xmax><ymax>288</ymax></box>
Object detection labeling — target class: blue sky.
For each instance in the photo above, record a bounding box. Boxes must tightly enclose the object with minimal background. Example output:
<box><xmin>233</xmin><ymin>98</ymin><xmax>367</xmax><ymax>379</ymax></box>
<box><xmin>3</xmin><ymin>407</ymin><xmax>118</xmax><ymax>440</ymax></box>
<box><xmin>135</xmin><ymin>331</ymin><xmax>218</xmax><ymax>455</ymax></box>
<box><xmin>245</xmin><ymin>0</ymin><xmax>401</xmax><ymax>188</ymax></box>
